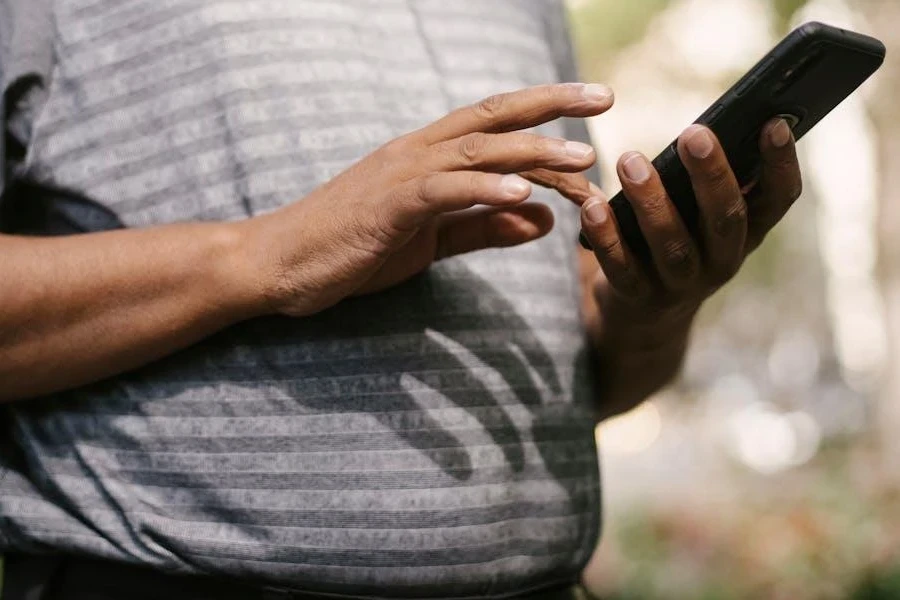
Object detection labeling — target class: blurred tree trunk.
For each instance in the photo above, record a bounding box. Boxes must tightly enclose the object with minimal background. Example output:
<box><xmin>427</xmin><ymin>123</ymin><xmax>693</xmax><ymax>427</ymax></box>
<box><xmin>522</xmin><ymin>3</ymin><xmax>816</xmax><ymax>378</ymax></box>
<box><xmin>865</xmin><ymin>0</ymin><xmax>900</xmax><ymax>467</ymax></box>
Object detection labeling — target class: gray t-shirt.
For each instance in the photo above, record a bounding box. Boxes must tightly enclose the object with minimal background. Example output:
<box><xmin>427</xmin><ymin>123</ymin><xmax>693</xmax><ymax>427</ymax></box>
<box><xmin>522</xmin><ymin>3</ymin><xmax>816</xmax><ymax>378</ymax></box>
<box><xmin>0</xmin><ymin>1</ymin><xmax>602</xmax><ymax>597</ymax></box>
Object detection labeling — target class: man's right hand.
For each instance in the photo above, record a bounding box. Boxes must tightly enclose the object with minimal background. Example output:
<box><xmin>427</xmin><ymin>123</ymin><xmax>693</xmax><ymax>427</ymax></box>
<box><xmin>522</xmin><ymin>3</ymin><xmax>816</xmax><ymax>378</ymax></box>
<box><xmin>0</xmin><ymin>83</ymin><xmax>613</xmax><ymax>402</ymax></box>
<box><xmin>236</xmin><ymin>83</ymin><xmax>614</xmax><ymax>317</ymax></box>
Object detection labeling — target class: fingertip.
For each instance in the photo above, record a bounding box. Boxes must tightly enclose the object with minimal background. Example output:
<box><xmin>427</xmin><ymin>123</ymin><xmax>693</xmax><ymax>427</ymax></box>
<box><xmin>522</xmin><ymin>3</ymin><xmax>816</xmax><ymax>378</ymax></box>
<box><xmin>564</xmin><ymin>141</ymin><xmax>597</xmax><ymax>164</ymax></box>
<box><xmin>509</xmin><ymin>214</ymin><xmax>544</xmax><ymax>241</ymax></box>
<box><xmin>581</xmin><ymin>196</ymin><xmax>609</xmax><ymax>227</ymax></box>
<box><xmin>618</xmin><ymin>152</ymin><xmax>652</xmax><ymax>185</ymax></box>
<box><xmin>526</xmin><ymin>202</ymin><xmax>556</xmax><ymax>232</ymax></box>
<box><xmin>678</xmin><ymin>124</ymin><xmax>718</xmax><ymax>161</ymax></box>
<box><xmin>491</xmin><ymin>205</ymin><xmax>554</xmax><ymax>245</ymax></box>
<box><xmin>680</xmin><ymin>123</ymin><xmax>711</xmax><ymax>139</ymax></box>
<box><xmin>761</xmin><ymin>118</ymin><xmax>793</xmax><ymax>150</ymax></box>
<box><xmin>581</xmin><ymin>83</ymin><xmax>615</xmax><ymax>103</ymax></box>
<box><xmin>499</xmin><ymin>174</ymin><xmax>533</xmax><ymax>201</ymax></box>
<box><xmin>579</xmin><ymin>83</ymin><xmax>616</xmax><ymax>110</ymax></box>
<box><xmin>617</xmin><ymin>150</ymin><xmax>641</xmax><ymax>168</ymax></box>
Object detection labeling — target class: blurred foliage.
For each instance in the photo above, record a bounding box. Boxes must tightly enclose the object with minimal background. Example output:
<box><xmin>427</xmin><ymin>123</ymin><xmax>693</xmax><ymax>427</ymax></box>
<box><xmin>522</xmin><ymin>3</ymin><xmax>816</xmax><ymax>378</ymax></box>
<box><xmin>568</xmin><ymin>0</ymin><xmax>814</xmax><ymax>73</ymax></box>
<box><xmin>850</xmin><ymin>567</ymin><xmax>900</xmax><ymax>600</ymax></box>
<box><xmin>568</xmin><ymin>0</ymin><xmax>896</xmax><ymax>598</ymax></box>
<box><xmin>568</xmin><ymin>0</ymin><xmax>672</xmax><ymax>79</ymax></box>
<box><xmin>595</xmin><ymin>452</ymin><xmax>900</xmax><ymax>599</ymax></box>
<box><xmin>771</xmin><ymin>0</ymin><xmax>814</xmax><ymax>29</ymax></box>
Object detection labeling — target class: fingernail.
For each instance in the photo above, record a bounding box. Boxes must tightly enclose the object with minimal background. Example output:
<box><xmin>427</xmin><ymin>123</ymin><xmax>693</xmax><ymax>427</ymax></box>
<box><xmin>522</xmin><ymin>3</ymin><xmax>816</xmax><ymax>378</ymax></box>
<box><xmin>500</xmin><ymin>174</ymin><xmax>531</xmax><ymax>197</ymax></box>
<box><xmin>685</xmin><ymin>126</ymin><xmax>714</xmax><ymax>159</ymax></box>
<box><xmin>565</xmin><ymin>141</ymin><xmax>595</xmax><ymax>159</ymax></box>
<box><xmin>582</xmin><ymin>83</ymin><xmax>614</xmax><ymax>102</ymax></box>
<box><xmin>584</xmin><ymin>198</ymin><xmax>608</xmax><ymax>224</ymax></box>
<box><xmin>769</xmin><ymin>119</ymin><xmax>792</xmax><ymax>148</ymax></box>
<box><xmin>622</xmin><ymin>153</ymin><xmax>650</xmax><ymax>184</ymax></box>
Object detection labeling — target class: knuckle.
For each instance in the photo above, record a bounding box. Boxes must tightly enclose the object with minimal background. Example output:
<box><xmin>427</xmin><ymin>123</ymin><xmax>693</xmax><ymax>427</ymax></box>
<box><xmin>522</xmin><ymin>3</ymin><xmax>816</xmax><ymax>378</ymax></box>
<box><xmin>414</xmin><ymin>173</ymin><xmax>440</xmax><ymax>207</ymax></box>
<box><xmin>662</xmin><ymin>239</ymin><xmax>699</xmax><ymax>278</ymax></box>
<box><xmin>639</xmin><ymin>193</ymin><xmax>671</xmax><ymax>222</ymax></box>
<box><xmin>592</xmin><ymin>232</ymin><xmax>624</xmax><ymax>258</ymax></box>
<box><xmin>354</xmin><ymin>209</ymin><xmax>397</xmax><ymax>256</ymax></box>
<box><xmin>376</xmin><ymin>135</ymin><xmax>417</xmax><ymax>167</ymax></box>
<box><xmin>474</xmin><ymin>93</ymin><xmax>506</xmax><ymax>120</ymax></box>
<box><xmin>372</xmin><ymin>216</ymin><xmax>398</xmax><ymax>249</ymax></box>
<box><xmin>363</xmin><ymin>145</ymin><xmax>395</xmax><ymax>172</ymax></box>
<box><xmin>713</xmin><ymin>200</ymin><xmax>748</xmax><ymax>238</ymax></box>
<box><xmin>704</xmin><ymin>162</ymin><xmax>734</xmax><ymax>191</ymax></box>
<box><xmin>615</xmin><ymin>267</ymin><xmax>648</xmax><ymax>299</ymax></box>
<box><xmin>458</xmin><ymin>133</ymin><xmax>487</xmax><ymax>165</ymax></box>
<box><xmin>464</xmin><ymin>171</ymin><xmax>485</xmax><ymax>197</ymax></box>
<box><xmin>539</xmin><ymin>84</ymin><xmax>559</xmax><ymax>106</ymax></box>
<box><xmin>379</xmin><ymin>136</ymin><xmax>407</xmax><ymax>156</ymax></box>
<box><xmin>530</xmin><ymin>134</ymin><xmax>549</xmax><ymax>157</ymax></box>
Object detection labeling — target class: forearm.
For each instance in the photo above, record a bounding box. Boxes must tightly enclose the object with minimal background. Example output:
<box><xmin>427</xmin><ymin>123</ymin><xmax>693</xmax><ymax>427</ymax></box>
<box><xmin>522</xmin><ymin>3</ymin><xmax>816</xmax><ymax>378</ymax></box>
<box><xmin>0</xmin><ymin>83</ymin><xmax>616</xmax><ymax>403</ymax></box>
<box><xmin>578</xmin><ymin>249</ymin><xmax>692</xmax><ymax>421</ymax></box>
<box><xmin>0</xmin><ymin>222</ymin><xmax>262</xmax><ymax>402</ymax></box>
<box><xmin>588</xmin><ymin>313</ymin><xmax>690</xmax><ymax>421</ymax></box>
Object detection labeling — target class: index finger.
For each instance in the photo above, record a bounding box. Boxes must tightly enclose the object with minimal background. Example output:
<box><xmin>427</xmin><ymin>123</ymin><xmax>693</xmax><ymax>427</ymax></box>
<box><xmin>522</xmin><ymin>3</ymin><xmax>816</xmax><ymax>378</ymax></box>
<box><xmin>417</xmin><ymin>83</ymin><xmax>614</xmax><ymax>145</ymax></box>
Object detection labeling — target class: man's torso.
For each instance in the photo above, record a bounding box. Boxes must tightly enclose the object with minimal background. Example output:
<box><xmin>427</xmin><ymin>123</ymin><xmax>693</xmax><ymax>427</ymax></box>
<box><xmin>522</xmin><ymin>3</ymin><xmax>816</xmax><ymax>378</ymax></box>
<box><xmin>0</xmin><ymin>1</ymin><xmax>601</xmax><ymax>597</ymax></box>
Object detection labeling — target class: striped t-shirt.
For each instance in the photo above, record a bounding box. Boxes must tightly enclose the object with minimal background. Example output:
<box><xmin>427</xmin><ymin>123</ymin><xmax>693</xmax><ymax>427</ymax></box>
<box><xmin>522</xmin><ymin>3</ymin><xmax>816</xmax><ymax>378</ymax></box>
<box><xmin>0</xmin><ymin>1</ymin><xmax>603</xmax><ymax>597</ymax></box>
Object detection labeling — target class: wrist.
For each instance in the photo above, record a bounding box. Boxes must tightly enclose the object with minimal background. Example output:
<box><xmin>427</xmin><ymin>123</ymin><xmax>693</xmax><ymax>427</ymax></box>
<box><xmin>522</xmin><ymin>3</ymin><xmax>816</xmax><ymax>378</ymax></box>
<box><xmin>622</xmin><ymin>314</ymin><xmax>693</xmax><ymax>354</ymax></box>
<box><xmin>206</xmin><ymin>221</ymin><xmax>276</xmax><ymax>320</ymax></box>
<box><xmin>595</xmin><ymin>299</ymin><xmax>697</xmax><ymax>356</ymax></box>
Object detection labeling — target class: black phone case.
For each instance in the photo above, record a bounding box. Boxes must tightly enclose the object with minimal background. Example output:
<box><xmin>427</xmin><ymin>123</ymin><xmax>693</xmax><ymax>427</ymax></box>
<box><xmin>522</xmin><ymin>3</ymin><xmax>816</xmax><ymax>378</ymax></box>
<box><xmin>587</xmin><ymin>22</ymin><xmax>886</xmax><ymax>264</ymax></box>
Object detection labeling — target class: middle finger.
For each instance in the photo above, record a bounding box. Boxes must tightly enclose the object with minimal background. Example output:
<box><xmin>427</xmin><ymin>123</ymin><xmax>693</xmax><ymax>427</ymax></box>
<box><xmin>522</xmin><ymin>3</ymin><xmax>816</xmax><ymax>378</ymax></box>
<box><xmin>428</xmin><ymin>131</ymin><xmax>596</xmax><ymax>174</ymax></box>
<box><xmin>618</xmin><ymin>152</ymin><xmax>701</xmax><ymax>290</ymax></box>
<box><xmin>676</xmin><ymin>125</ymin><xmax>747</xmax><ymax>282</ymax></box>
<box><xmin>418</xmin><ymin>83</ymin><xmax>614</xmax><ymax>145</ymax></box>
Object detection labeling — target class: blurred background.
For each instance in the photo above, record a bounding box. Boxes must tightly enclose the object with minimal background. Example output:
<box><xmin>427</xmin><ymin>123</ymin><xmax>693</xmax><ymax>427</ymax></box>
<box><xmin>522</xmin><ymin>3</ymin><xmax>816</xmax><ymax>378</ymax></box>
<box><xmin>567</xmin><ymin>0</ymin><xmax>900</xmax><ymax>598</ymax></box>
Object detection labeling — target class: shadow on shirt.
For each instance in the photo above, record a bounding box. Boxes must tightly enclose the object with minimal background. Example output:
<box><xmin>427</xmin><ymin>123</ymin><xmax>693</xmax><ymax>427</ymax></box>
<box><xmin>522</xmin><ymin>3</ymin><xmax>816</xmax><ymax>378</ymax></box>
<box><xmin>2</xmin><ymin>184</ymin><xmax>600</xmax><ymax>518</ymax></box>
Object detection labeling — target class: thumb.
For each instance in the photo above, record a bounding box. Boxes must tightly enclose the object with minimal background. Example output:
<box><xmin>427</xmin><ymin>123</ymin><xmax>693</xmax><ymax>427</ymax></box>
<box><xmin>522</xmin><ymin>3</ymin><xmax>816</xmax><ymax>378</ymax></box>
<box><xmin>434</xmin><ymin>203</ymin><xmax>554</xmax><ymax>260</ymax></box>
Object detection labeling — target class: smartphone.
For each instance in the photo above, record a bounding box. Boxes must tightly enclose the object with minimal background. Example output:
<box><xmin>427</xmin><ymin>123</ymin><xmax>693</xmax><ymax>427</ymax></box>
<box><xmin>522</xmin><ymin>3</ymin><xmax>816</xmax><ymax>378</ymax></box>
<box><xmin>580</xmin><ymin>21</ymin><xmax>886</xmax><ymax>263</ymax></box>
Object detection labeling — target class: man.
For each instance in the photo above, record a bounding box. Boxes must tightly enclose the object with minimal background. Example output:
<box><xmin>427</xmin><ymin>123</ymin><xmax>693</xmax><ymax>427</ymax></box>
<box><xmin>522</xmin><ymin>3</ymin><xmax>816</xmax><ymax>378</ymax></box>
<box><xmin>0</xmin><ymin>0</ymin><xmax>802</xmax><ymax>598</ymax></box>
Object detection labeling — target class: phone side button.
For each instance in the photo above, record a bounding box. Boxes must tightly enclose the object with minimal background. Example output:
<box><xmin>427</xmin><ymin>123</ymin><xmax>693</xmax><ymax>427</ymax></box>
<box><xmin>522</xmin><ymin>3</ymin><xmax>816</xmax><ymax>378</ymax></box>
<box><xmin>734</xmin><ymin>76</ymin><xmax>758</xmax><ymax>96</ymax></box>
<box><xmin>757</xmin><ymin>57</ymin><xmax>776</xmax><ymax>76</ymax></box>
<box><xmin>706</xmin><ymin>103</ymin><xmax>725</xmax><ymax>123</ymax></box>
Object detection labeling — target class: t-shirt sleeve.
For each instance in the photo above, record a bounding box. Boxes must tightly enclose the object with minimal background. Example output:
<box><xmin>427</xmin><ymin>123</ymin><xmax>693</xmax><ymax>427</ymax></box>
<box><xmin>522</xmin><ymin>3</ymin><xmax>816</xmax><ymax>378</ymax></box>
<box><xmin>1</xmin><ymin>0</ymin><xmax>56</xmax><ymax>195</ymax></box>
<box><xmin>1</xmin><ymin>0</ymin><xmax>10</xmax><ymax>194</ymax></box>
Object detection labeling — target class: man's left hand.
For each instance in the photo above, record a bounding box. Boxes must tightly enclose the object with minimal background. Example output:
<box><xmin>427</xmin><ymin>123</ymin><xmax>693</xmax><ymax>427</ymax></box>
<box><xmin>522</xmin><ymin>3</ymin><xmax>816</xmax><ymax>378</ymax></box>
<box><xmin>579</xmin><ymin>119</ymin><xmax>802</xmax><ymax>418</ymax></box>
